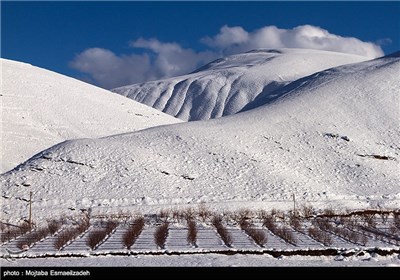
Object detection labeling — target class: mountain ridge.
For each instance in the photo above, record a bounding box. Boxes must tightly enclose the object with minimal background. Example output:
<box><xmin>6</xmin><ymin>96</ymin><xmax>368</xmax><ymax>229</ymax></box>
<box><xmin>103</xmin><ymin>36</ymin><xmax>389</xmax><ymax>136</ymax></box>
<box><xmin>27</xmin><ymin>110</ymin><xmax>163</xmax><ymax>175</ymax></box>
<box><xmin>112</xmin><ymin>48</ymin><xmax>371</xmax><ymax>121</ymax></box>
<box><xmin>1</xmin><ymin>58</ymin><xmax>182</xmax><ymax>173</ymax></box>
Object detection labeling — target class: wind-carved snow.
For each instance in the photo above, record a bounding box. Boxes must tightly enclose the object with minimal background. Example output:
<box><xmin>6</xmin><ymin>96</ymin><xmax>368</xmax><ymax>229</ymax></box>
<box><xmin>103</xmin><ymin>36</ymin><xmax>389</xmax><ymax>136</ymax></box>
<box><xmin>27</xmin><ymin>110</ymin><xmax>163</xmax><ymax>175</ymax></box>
<box><xmin>112</xmin><ymin>48</ymin><xmax>370</xmax><ymax>121</ymax></box>
<box><xmin>1</xmin><ymin>51</ymin><xmax>399</xmax><ymax>224</ymax></box>
<box><xmin>0</xmin><ymin>59</ymin><xmax>182</xmax><ymax>173</ymax></box>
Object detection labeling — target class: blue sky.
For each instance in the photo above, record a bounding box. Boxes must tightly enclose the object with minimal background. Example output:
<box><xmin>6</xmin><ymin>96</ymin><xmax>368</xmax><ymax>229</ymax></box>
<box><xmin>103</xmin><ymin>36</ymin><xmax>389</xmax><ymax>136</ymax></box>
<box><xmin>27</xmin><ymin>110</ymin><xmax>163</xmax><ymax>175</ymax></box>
<box><xmin>2</xmin><ymin>1</ymin><xmax>399</xmax><ymax>89</ymax></box>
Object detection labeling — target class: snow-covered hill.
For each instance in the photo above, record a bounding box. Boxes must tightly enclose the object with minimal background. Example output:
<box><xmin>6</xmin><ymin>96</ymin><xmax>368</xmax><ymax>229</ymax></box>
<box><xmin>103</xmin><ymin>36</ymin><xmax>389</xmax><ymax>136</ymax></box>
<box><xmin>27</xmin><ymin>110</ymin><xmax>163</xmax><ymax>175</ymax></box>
<box><xmin>2</xmin><ymin>52</ymin><xmax>399</xmax><ymax>224</ymax></box>
<box><xmin>112</xmin><ymin>48</ymin><xmax>370</xmax><ymax>121</ymax></box>
<box><xmin>0</xmin><ymin>59</ymin><xmax>182</xmax><ymax>173</ymax></box>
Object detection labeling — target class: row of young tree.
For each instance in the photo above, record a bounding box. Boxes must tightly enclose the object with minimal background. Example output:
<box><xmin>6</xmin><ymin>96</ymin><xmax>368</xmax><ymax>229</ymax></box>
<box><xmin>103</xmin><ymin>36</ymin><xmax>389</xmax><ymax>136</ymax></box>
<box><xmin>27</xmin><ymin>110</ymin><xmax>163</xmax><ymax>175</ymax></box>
<box><xmin>1</xmin><ymin>206</ymin><xmax>399</xmax><ymax>251</ymax></box>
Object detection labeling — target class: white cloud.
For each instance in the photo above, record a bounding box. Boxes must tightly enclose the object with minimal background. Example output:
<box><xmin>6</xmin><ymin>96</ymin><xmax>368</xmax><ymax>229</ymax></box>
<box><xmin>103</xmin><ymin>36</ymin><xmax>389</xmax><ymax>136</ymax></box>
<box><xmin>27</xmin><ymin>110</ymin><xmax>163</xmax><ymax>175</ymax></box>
<box><xmin>201</xmin><ymin>25</ymin><xmax>249</xmax><ymax>49</ymax></box>
<box><xmin>131</xmin><ymin>38</ymin><xmax>215</xmax><ymax>79</ymax></box>
<box><xmin>70</xmin><ymin>48</ymin><xmax>152</xmax><ymax>89</ymax></box>
<box><xmin>70</xmin><ymin>25</ymin><xmax>384</xmax><ymax>89</ymax></box>
<box><xmin>70</xmin><ymin>41</ymin><xmax>215</xmax><ymax>89</ymax></box>
<box><xmin>204</xmin><ymin>25</ymin><xmax>384</xmax><ymax>59</ymax></box>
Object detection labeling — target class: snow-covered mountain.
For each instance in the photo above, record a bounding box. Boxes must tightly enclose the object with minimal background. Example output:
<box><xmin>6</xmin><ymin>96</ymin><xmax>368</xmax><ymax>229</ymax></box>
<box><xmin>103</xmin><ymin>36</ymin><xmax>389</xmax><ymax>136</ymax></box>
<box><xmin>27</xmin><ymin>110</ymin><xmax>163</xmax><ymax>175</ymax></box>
<box><xmin>2</xmin><ymin>51</ymin><xmax>399</xmax><ymax>224</ymax></box>
<box><xmin>0</xmin><ymin>59</ymin><xmax>182</xmax><ymax>173</ymax></box>
<box><xmin>112</xmin><ymin>48</ymin><xmax>370</xmax><ymax>121</ymax></box>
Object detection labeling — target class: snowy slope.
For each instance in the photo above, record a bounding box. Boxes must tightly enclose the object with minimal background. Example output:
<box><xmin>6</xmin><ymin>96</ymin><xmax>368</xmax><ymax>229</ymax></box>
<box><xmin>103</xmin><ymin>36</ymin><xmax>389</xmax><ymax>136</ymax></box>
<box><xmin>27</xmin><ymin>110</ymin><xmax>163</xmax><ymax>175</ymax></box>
<box><xmin>0</xmin><ymin>59</ymin><xmax>182</xmax><ymax>173</ymax></box>
<box><xmin>112</xmin><ymin>48</ymin><xmax>370</xmax><ymax>121</ymax></box>
<box><xmin>1</xmin><ymin>52</ymin><xmax>399</xmax><ymax>224</ymax></box>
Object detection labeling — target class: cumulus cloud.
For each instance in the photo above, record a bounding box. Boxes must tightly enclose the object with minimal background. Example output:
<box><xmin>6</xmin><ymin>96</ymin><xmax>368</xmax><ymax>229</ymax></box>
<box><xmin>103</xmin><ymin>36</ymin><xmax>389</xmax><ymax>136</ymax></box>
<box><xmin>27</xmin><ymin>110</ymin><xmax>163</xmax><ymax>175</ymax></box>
<box><xmin>70</xmin><ymin>40</ymin><xmax>215</xmax><ymax>89</ymax></box>
<box><xmin>203</xmin><ymin>24</ymin><xmax>384</xmax><ymax>58</ymax></box>
<box><xmin>70</xmin><ymin>48</ymin><xmax>152</xmax><ymax>89</ymax></box>
<box><xmin>131</xmin><ymin>38</ymin><xmax>215</xmax><ymax>79</ymax></box>
<box><xmin>70</xmin><ymin>25</ymin><xmax>384</xmax><ymax>89</ymax></box>
<box><xmin>201</xmin><ymin>25</ymin><xmax>249</xmax><ymax>49</ymax></box>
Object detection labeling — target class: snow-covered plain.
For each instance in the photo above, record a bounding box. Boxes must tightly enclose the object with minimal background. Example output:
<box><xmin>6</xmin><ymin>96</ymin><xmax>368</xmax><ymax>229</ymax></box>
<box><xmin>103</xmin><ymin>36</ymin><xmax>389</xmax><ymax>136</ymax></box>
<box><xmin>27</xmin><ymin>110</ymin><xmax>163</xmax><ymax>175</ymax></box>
<box><xmin>1</xmin><ymin>213</ymin><xmax>399</xmax><ymax>267</ymax></box>
<box><xmin>112</xmin><ymin>48</ymin><xmax>370</xmax><ymax>121</ymax></box>
<box><xmin>0</xmin><ymin>59</ymin><xmax>181</xmax><ymax>173</ymax></box>
<box><xmin>2</xmin><ymin>253</ymin><xmax>399</xmax><ymax>267</ymax></box>
<box><xmin>1</xmin><ymin>50</ymin><xmax>399</xmax><ymax>267</ymax></box>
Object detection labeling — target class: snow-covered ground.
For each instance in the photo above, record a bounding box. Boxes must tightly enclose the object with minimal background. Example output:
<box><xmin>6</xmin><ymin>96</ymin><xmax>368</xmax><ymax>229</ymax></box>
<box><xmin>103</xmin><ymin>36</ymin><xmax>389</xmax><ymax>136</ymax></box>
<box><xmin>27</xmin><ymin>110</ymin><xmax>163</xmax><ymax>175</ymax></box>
<box><xmin>1</xmin><ymin>51</ymin><xmax>399</xmax><ymax>225</ymax></box>
<box><xmin>112</xmin><ymin>48</ymin><xmax>369</xmax><ymax>121</ymax></box>
<box><xmin>1</xmin><ymin>214</ymin><xmax>399</xmax><ymax>267</ymax></box>
<box><xmin>0</xmin><ymin>59</ymin><xmax>181</xmax><ymax>173</ymax></box>
<box><xmin>1</xmin><ymin>49</ymin><xmax>399</xmax><ymax>267</ymax></box>
<box><xmin>2</xmin><ymin>253</ymin><xmax>399</xmax><ymax>267</ymax></box>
